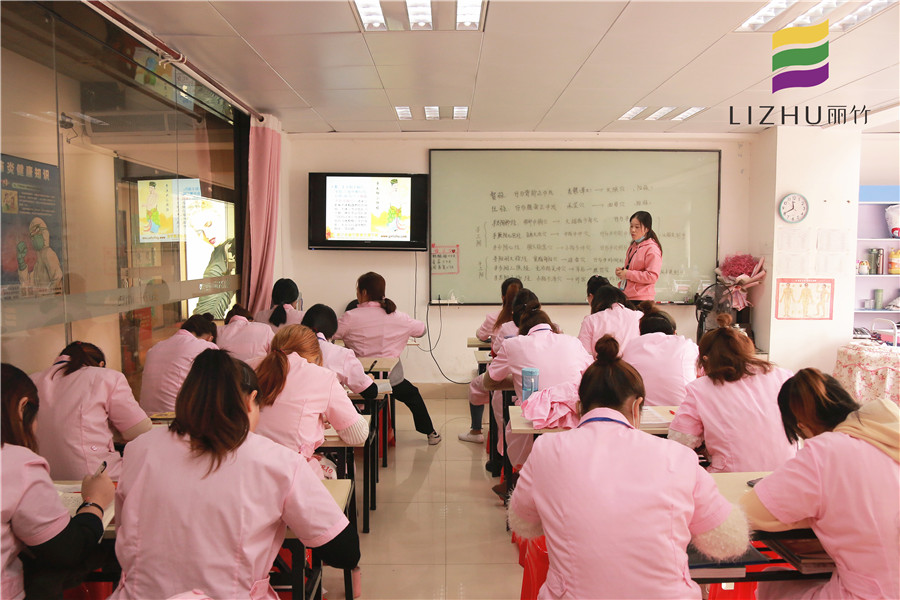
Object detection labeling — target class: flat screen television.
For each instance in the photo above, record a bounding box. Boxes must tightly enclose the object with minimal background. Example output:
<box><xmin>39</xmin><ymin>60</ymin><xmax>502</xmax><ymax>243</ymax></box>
<box><xmin>308</xmin><ymin>172</ymin><xmax>429</xmax><ymax>250</ymax></box>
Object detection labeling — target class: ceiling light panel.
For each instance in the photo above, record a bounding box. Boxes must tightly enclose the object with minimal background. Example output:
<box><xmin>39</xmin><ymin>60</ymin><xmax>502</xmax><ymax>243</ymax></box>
<box><xmin>406</xmin><ymin>0</ymin><xmax>433</xmax><ymax>30</ymax></box>
<box><xmin>425</xmin><ymin>106</ymin><xmax>440</xmax><ymax>120</ymax></box>
<box><xmin>354</xmin><ymin>0</ymin><xmax>387</xmax><ymax>31</ymax></box>
<box><xmin>457</xmin><ymin>0</ymin><xmax>482</xmax><ymax>30</ymax></box>
<box><xmin>735</xmin><ymin>0</ymin><xmax>799</xmax><ymax>31</ymax></box>
<box><xmin>618</xmin><ymin>107</ymin><xmax>648</xmax><ymax>120</ymax></box>
<box><xmin>453</xmin><ymin>106</ymin><xmax>469</xmax><ymax>119</ymax></box>
<box><xmin>671</xmin><ymin>107</ymin><xmax>706</xmax><ymax>121</ymax></box>
<box><xmin>395</xmin><ymin>106</ymin><xmax>413</xmax><ymax>120</ymax></box>
<box><xmin>645</xmin><ymin>107</ymin><xmax>677</xmax><ymax>121</ymax></box>
<box><xmin>830</xmin><ymin>0</ymin><xmax>896</xmax><ymax>32</ymax></box>
<box><xmin>787</xmin><ymin>0</ymin><xmax>846</xmax><ymax>27</ymax></box>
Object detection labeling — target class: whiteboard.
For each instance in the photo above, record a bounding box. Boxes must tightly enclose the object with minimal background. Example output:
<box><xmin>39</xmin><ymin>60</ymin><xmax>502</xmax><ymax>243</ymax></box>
<box><xmin>429</xmin><ymin>149</ymin><xmax>720</xmax><ymax>304</ymax></box>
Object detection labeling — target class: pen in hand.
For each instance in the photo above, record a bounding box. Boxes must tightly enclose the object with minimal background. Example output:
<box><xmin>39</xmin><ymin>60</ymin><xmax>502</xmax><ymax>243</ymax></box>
<box><xmin>365</xmin><ymin>360</ymin><xmax>378</xmax><ymax>375</ymax></box>
<box><xmin>93</xmin><ymin>461</ymin><xmax>107</xmax><ymax>477</ymax></box>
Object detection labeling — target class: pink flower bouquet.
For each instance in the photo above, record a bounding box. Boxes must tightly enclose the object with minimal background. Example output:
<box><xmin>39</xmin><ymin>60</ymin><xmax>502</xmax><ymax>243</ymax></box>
<box><xmin>715</xmin><ymin>254</ymin><xmax>766</xmax><ymax>311</ymax></box>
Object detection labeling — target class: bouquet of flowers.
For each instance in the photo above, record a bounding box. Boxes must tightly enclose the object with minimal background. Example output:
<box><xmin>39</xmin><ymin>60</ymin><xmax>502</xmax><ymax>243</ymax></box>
<box><xmin>716</xmin><ymin>254</ymin><xmax>766</xmax><ymax>311</ymax></box>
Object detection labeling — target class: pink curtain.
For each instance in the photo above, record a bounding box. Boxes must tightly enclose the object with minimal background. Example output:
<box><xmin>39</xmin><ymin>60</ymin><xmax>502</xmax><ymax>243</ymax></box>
<box><xmin>243</xmin><ymin>114</ymin><xmax>281</xmax><ymax>315</ymax></box>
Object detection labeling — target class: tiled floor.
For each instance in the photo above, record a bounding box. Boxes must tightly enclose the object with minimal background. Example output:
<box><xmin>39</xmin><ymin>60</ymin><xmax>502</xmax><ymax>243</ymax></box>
<box><xmin>322</xmin><ymin>397</ymin><xmax>521</xmax><ymax>599</ymax></box>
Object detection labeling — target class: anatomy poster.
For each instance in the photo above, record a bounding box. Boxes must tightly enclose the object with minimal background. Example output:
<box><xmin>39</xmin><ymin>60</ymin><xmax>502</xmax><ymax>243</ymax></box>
<box><xmin>775</xmin><ymin>278</ymin><xmax>834</xmax><ymax>320</ymax></box>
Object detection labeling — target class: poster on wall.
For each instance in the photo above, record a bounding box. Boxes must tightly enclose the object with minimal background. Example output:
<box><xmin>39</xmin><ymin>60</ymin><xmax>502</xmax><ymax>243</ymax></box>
<box><xmin>1</xmin><ymin>154</ymin><xmax>64</xmax><ymax>299</ymax></box>
<box><xmin>137</xmin><ymin>178</ymin><xmax>200</xmax><ymax>242</ymax></box>
<box><xmin>184</xmin><ymin>197</ymin><xmax>235</xmax><ymax>319</ymax></box>
<box><xmin>775</xmin><ymin>278</ymin><xmax>834</xmax><ymax>320</ymax></box>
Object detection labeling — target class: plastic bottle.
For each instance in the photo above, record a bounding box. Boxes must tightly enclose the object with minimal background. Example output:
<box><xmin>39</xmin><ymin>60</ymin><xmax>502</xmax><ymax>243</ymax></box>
<box><xmin>889</xmin><ymin>249</ymin><xmax>900</xmax><ymax>275</ymax></box>
<box><xmin>521</xmin><ymin>368</ymin><xmax>539</xmax><ymax>402</ymax></box>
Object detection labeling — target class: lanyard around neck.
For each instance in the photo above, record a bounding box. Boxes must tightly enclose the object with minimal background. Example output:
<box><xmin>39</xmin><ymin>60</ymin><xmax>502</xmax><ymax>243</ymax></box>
<box><xmin>577</xmin><ymin>416</ymin><xmax>632</xmax><ymax>429</ymax></box>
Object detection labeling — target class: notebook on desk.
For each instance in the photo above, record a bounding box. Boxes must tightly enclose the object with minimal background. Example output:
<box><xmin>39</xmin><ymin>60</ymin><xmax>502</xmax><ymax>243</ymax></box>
<box><xmin>765</xmin><ymin>538</ymin><xmax>835</xmax><ymax>574</ymax></box>
<box><xmin>55</xmin><ymin>483</ymin><xmax>115</xmax><ymax>531</ymax></box>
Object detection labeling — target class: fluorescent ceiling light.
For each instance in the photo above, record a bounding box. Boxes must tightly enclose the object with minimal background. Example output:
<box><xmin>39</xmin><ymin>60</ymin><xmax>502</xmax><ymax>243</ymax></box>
<box><xmin>671</xmin><ymin>107</ymin><xmax>706</xmax><ymax>121</ymax></box>
<box><xmin>618</xmin><ymin>107</ymin><xmax>647</xmax><ymax>120</ymax></box>
<box><xmin>453</xmin><ymin>106</ymin><xmax>469</xmax><ymax>119</ymax></box>
<box><xmin>457</xmin><ymin>0</ymin><xmax>482</xmax><ymax>30</ymax></box>
<box><xmin>425</xmin><ymin>106</ymin><xmax>440</xmax><ymax>120</ymax></box>
<box><xmin>735</xmin><ymin>0</ymin><xmax>798</xmax><ymax>31</ymax></box>
<box><xmin>354</xmin><ymin>0</ymin><xmax>387</xmax><ymax>31</ymax></box>
<box><xmin>786</xmin><ymin>0</ymin><xmax>846</xmax><ymax>27</ymax></box>
<box><xmin>395</xmin><ymin>106</ymin><xmax>413</xmax><ymax>120</ymax></box>
<box><xmin>830</xmin><ymin>0</ymin><xmax>896</xmax><ymax>32</ymax></box>
<box><xmin>406</xmin><ymin>0</ymin><xmax>432</xmax><ymax>30</ymax></box>
<box><xmin>644</xmin><ymin>107</ymin><xmax>677</xmax><ymax>121</ymax></box>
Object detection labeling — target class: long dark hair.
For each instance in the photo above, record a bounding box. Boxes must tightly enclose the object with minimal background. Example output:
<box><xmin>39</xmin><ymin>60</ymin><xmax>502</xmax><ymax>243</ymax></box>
<box><xmin>357</xmin><ymin>272</ymin><xmax>396</xmax><ymax>315</ymax></box>
<box><xmin>590</xmin><ymin>285</ymin><xmax>630</xmax><ymax>314</ymax></box>
<box><xmin>55</xmin><ymin>341</ymin><xmax>105</xmax><ymax>376</ymax></box>
<box><xmin>512</xmin><ymin>289</ymin><xmax>558</xmax><ymax>335</ymax></box>
<box><xmin>1</xmin><ymin>363</ymin><xmax>40</xmax><ymax>451</ymax></box>
<box><xmin>777</xmin><ymin>368</ymin><xmax>860</xmax><ymax>444</ymax></box>
<box><xmin>301</xmin><ymin>304</ymin><xmax>339</xmax><ymax>339</ymax></box>
<box><xmin>637</xmin><ymin>301</ymin><xmax>676</xmax><ymax>335</ymax></box>
<box><xmin>578</xmin><ymin>336</ymin><xmax>645</xmax><ymax>415</ymax></box>
<box><xmin>630</xmin><ymin>211</ymin><xmax>662</xmax><ymax>255</ymax></box>
<box><xmin>225</xmin><ymin>304</ymin><xmax>254</xmax><ymax>325</ymax></box>
<box><xmin>586</xmin><ymin>275</ymin><xmax>610</xmax><ymax>300</ymax></box>
<box><xmin>494</xmin><ymin>277</ymin><xmax>523</xmax><ymax>332</ymax></box>
<box><xmin>182</xmin><ymin>314</ymin><xmax>217</xmax><ymax>342</ymax></box>
<box><xmin>170</xmin><ymin>350</ymin><xmax>250</xmax><ymax>475</ymax></box>
<box><xmin>698</xmin><ymin>313</ymin><xmax>771</xmax><ymax>384</ymax></box>
<box><xmin>269</xmin><ymin>278</ymin><xmax>300</xmax><ymax>327</ymax></box>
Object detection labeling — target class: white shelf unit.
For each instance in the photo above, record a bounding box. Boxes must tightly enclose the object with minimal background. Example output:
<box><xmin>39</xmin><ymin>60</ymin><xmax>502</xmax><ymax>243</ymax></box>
<box><xmin>854</xmin><ymin>187</ymin><xmax>899</xmax><ymax>333</ymax></box>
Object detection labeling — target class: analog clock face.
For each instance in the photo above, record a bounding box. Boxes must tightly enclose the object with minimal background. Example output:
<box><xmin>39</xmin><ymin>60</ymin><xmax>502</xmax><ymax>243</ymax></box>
<box><xmin>779</xmin><ymin>193</ymin><xmax>808</xmax><ymax>223</ymax></box>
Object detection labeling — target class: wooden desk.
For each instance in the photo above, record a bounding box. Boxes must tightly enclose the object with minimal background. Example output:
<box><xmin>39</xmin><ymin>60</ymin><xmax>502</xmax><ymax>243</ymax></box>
<box><xmin>357</xmin><ymin>357</ymin><xmax>399</xmax><ymax>375</ymax></box>
<box><xmin>468</xmin><ymin>336</ymin><xmax>491</xmax><ymax>350</ymax></box>
<box><xmin>507</xmin><ymin>405</ymin><xmax>677</xmax><ymax>436</ymax></box>
<box><xmin>474</xmin><ymin>350</ymin><xmax>492</xmax><ymax>365</ymax></box>
<box><xmin>323</xmin><ymin>415</ymin><xmax>377</xmax><ymax>534</ymax></box>
<box><xmin>349</xmin><ymin>379</ymin><xmax>392</xmax><ymax>469</ymax></box>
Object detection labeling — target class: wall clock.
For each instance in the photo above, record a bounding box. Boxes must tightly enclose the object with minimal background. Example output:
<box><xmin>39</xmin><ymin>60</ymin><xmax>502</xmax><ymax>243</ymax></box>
<box><xmin>778</xmin><ymin>193</ymin><xmax>808</xmax><ymax>223</ymax></box>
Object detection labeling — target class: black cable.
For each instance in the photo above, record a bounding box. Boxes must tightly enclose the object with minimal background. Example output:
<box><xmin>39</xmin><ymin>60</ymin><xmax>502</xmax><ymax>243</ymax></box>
<box><xmin>421</xmin><ymin>295</ymin><xmax>471</xmax><ymax>385</ymax></box>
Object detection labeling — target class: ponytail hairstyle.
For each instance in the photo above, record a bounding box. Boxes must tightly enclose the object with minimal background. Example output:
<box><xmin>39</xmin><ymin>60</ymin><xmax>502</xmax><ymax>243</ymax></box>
<box><xmin>494</xmin><ymin>277</ymin><xmax>523</xmax><ymax>331</ymax></box>
<box><xmin>777</xmin><ymin>368</ymin><xmax>860</xmax><ymax>444</ymax></box>
<box><xmin>301</xmin><ymin>304</ymin><xmax>339</xmax><ymax>339</ymax></box>
<box><xmin>224</xmin><ymin>304</ymin><xmax>254</xmax><ymax>324</ymax></box>
<box><xmin>269</xmin><ymin>278</ymin><xmax>301</xmax><ymax>327</ymax></box>
<box><xmin>1</xmin><ymin>363</ymin><xmax>40</xmax><ymax>452</ymax></box>
<box><xmin>637</xmin><ymin>302</ymin><xmax>676</xmax><ymax>336</ymax></box>
<box><xmin>55</xmin><ymin>341</ymin><xmax>105</xmax><ymax>376</ymax></box>
<box><xmin>586</xmin><ymin>275</ymin><xmax>611</xmax><ymax>301</ymax></box>
<box><xmin>578</xmin><ymin>335</ymin><xmax>645</xmax><ymax>415</ymax></box>
<box><xmin>630</xmin><ymin>211</ymin><xmax>662</xmax><ymax>255</ymax></box>
<box><xmin>357</xmin><ymin>271</ymin><xmax>396</xmax><ymax>315</ymax></box>
<box><xmin>181</xmin><ymin>314</ymin><xmax>217</xmax><ymax>343</ymax></box>
<box><xmin>254</xmin><ymin>325</ymin><xmax>322</xmax><ymax>408</ymax></box>
<box><xmin>590</xmin><ymin>284</ymin><xmax>630</xmax><ymax>314</ymax></box>
<box><xmin>170</xmin><ymin>349</ymin><xmax>249</xmax><ymax>475</ymax></box>
<box><xmin>512</xmin><ymin>288</ymin><xmax>559</xmax><ymax>335</ymax></box>
<box><xmin>697</xmin><ymin>313</ymin><xmax>771</xmax><ymax>384</ymax></box>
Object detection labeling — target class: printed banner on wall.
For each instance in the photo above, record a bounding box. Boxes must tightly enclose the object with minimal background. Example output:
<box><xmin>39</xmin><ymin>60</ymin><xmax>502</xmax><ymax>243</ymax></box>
<box><xmin>775</xmin><ymin>278</ymin><xmax>834</xmax><ymax>320</ymax></box>
<box><xmin>1</xmin><ymin>154</ymin><xmax>64</xmax><ymax>299</ymax></box>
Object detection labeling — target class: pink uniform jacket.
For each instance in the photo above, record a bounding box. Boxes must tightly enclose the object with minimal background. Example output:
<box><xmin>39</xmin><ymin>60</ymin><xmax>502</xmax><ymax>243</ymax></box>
<box><xmin>755</xmin><ymin>432</ymin><xmax>899</xmax><ymax>600</ymax></box>
<box><xmin>621</xmin><ymin>333</ymin><xmax>698</xmax><ymax>406</ymax></box>
<box><xmin>216</xmin><ymin>316</ymin><xmax>274</xmax><ymax>362</ymax></box>
<box><xmin>335</xmin><ymin>301</ymin><xmax>425</xmax><ymax>359</ymax></box>
<box><xmin>577</xmin><ymin>303</ymin><xmax>643</xmax><ymax>358</ymax></box>
<box><xmin>110</xmin><ymin>427</ymin><xmax>349</xmax><ymax>600</ymax></box>
<box><xmin>250</xmin><ymin>353</ymin><xmax>361</xmax><ymax>459</ymax></box>
<box><xmin>509</xmin><ymin>407</ymin><xmax>734</xmax><ymax>600</ymax></box>
<box><xmin>476</xmin><ymin>310</ymin><xmax>499</xmax><ymax>343</ymax></box>
<box><xmin>32</xmin><ymin>357</ymin><xmax>148</xmax><ymax>480</ymax></box>
<box><xmin>621</xmin><ymin>238</ymin><xmax>662</xmax><ymax>301</ymax></box>
<box><xmin>140</xmin><ymin>330</ymin><xmax>218</xmax><ymax>414</ymax></box>
<box><xmin>1</xmin><ymin>445</ymin><xmax>71</xmax><ymax>600</ymax></box>
<box><xmin>253</xmin><ymin>305</ymin><xmax>305</xmax><ymax>333</ymax></box>
<box><xmin>669</xmin><ymin>367</ymin><xmax>797</xmax><ymax>473</ymax></box>
<box><xmin>316</xmin><ymin>333</ymin><xmax>373</xmax><ymax>394</ymax></box>
<box><xmin>492</xmin><ymin>320</ymin><xmax>519</xmax><ymax>356</ymax></box>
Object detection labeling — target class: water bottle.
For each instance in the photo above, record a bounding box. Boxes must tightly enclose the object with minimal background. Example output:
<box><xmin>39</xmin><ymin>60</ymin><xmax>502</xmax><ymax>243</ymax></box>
<box><xmin>521</xmin><ymin>368</ymin><xmax>539</xmax><ymax>402</ymax></box>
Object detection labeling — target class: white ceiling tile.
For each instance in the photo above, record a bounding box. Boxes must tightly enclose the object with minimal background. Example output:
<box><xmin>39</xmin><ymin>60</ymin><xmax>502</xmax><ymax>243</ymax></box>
<box><xmin>385</xmin><ymin>87</ymin><xmax>474</xmax><ymax>106</ymax></box>
<box><xmin>245</xmin><ymin>33</ymin><xmax>373</xmax><ymax>68</ymax></box>
<box><xmin>364</xmin><ymin>31</ymin><xmax>482</xmax><ymax>65</ymax></box>
<box><xmin>276</xmin><ymin>107</ymin><xmax>333</xmax><ymax>133</ymax></box>
<box><xmin>300</xmin><ymin>88</ymin><xmax>391</xmax><ymax>108</ymax></box>
<box><xmin>377</xmin><ymin>64</ymin><xmax>477</xmax><ymax>89</ymax></box>
<box><xmin>280</xmin><ymin>66</ymin><xmax>383</xmax><ymax>91</ymax></box>
<box><xmin>109</xmin><ymin>1</ymin><xmax>234</xmax><ymax>36</ymax></box>
<box><xmin>230</xmin><ymin>88</ymin><xmax>310</xmax><ymax>111</ymax></box>
<box><xmin>330</xmin><ymin>120</ymin><xmax>402</xmax><ymax>132</ymax></box>
<box><xmin>482</xmin><ymin>1</ymin><xmax>626</xmax><ymax>36</ymax></box>
<box><xmin>212</xmin><ymin>1</ymin><xmax>360</xmax><ymax>36</ymax></box>
<box><xmin>314</xmin><ymin>102</ymin><xmax>397</xmax><ymax>122</ymax></box>
<box><xmin>399</xmin><ymin>119</ymin><xmax>472</xmax><ymax>132</ymax></box>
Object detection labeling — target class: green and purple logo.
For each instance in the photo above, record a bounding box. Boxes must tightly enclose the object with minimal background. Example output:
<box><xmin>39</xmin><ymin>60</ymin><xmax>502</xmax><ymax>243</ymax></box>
<box><xmin>772</xmin><ymin>20</ymin><xmax>829</xmax><ymax>92</ymax></box>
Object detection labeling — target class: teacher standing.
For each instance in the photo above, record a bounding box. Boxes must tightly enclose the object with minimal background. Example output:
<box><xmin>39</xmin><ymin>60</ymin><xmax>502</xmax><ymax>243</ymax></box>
<box><xmin>615</xmin><ymin>211</ymin><xmax>662</xmax><ymax>302</ymax></box>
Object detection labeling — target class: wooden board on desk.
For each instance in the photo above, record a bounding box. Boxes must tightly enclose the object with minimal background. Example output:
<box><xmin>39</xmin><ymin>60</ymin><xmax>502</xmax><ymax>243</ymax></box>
<box><xmin>468</xmin><ymin>337</ymin><xmax>491</xmax><ymax>349</ymax></box>
<box><xmin>507</xmin><ymin>405</ymin><xmax>677</xmax><ymax>435</ymax></box>
<box><xmin>474</xmin><ymin>350</ymin><xmax>491</xmax><ymax>364</ymax></box>
<box><xmin>710</xmin><ymin>471</ymin><xmax>771</xmax><ymax>505</ymax></box>
<box><xmin>357</xmin><ymin>357</ymin><xmax>398</xmax><ymax>375</ymax></box>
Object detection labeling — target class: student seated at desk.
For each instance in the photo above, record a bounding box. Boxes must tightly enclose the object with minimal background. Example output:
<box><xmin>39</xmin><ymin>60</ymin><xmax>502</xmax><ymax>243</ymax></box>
<box><xmin>621</xmin><ymin>303</ymin><xmax>698</xmax><ymax>406</ymax></box>
<box><xmin>741</xmin><ymin>369</ymin><xmax>899</xmax><ymax>600</ymax></box>
<box><xmin>111</xmin><ymin>351</ymin><xmax>359</xmax><ymax>600</ymax></box>
<box><xmin>464</xmin><ymin>276</ymin><xmax>523</xmax><ymax>444</ymax></box>
<box><xmin>1</xmin><ymin>363</ymin><xmax>115</xmax><ymax>600</ymax></box>
<box><xmin>302</xmin><ymin>304</ymin><xmax>378</xmax><ymax>401</ymax></box>
<box><xmin>577</xmin><ymin>284</ymin><xmax>642</xmax><ymax>358</ymax></box>
<box><xmin>216</xmin><ymin>304</ymin><xmax>274</xmax><ymax>362</ymax></box>
<box><xmin>668</xmin><ymin>313</ymin><xmax>796</xmax><ymax>473</ymax></box>
<box><xmin>507</xmin><ymin>336</ymin><xmax>749</xmax><ymax>600</ymax></box>
<box><xmin>31</xmin><ymin>342</ymin><xmax>150</xmax><ymax>481</ymax></box>
<box><xmin>584</xmin><ymin>274</ymin><xmax>611</xmax><ymax>306</ymax></box>
<box><xmin>254</xmin><ymin>277</ymin><xmax>304</xmax><ymax>333</ymax></box>
<box><xmin>250</xmin><ymin>325</ymin><xmax>368</xmax><ymax>476</ymax></box>
<box><xmin>140</xmin><ymin>314</ymin><xmax>218</xmax><ymax>414</ymax></box>
<box><xmin>484</xmin><ymin>289</ymin><xmax>592</xmax><ymax>473</ymax></box>
<box><xmin>336</xmin><ymin>271</ymin><xmax>441</xmax><ymax>445</ymax></box>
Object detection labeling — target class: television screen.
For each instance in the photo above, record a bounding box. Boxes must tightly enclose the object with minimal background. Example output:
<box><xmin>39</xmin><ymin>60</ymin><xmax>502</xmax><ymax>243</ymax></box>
<box><xmin>308</xmin><ymin>173</ymin><xmax>428</xmax><ymax>250</ymax></box>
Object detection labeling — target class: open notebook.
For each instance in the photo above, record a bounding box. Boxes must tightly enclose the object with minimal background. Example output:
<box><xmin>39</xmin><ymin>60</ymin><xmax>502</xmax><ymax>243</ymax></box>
<box><xmin>55</xmin><ymin>483</ymin><xmax>115</xmax><ymax>531</ymax></box>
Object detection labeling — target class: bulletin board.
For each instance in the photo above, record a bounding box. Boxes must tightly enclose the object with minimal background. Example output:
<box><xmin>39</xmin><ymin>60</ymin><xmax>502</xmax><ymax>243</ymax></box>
<box><xmin>429</xmin><ymin>149</ymin><xmax>720</xmax><ymax>304</ymax></box>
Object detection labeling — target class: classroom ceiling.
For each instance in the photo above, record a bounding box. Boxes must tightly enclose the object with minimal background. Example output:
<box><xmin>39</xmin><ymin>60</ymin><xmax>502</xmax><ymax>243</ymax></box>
<box><xmin>105</xmin><ymin>0</ymin><xmax>899</xmax><ymax>135</ymax></box>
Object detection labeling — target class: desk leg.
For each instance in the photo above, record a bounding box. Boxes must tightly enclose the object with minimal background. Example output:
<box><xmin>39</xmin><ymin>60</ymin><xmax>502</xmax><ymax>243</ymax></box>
<box><xmin>381</xmin><ymin>395</ymin><xmax>389</xmax><ymax>468</ymax></box>
<box><xmin>501</xmin><ymin>391</ymin><xmax>514</xmax><ymax>504</ymax></box>
<box><xmin>487</xmin><ymin>394</ymin><xmax>501</xmax><ymax>477</ymax></box>
<box><xmin>362</xmin><ymin>441</ymin><xmax>370</xmax><ymax>534</ymax></box>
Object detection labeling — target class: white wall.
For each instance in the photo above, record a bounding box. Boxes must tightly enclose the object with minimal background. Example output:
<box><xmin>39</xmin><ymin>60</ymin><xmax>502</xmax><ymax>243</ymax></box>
<box><xmin>280</xmin><ymin>132</ymin><xmax>753</xmax><ymax>383</ymax></box>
